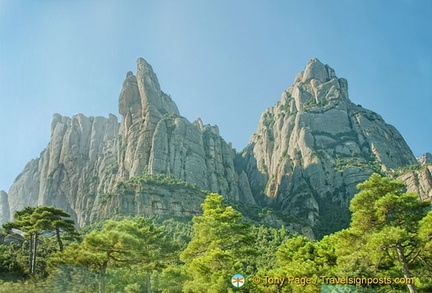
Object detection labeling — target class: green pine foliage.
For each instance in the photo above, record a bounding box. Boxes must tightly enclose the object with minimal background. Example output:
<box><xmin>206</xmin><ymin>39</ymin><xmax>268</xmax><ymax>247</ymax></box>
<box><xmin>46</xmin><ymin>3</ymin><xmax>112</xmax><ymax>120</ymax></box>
<box><xmin>180</xmin><ymin>193</ymin><xmax>258</xmax><ymax>292</ymax></box>
<box><xmin>48</xmin><ymin>217</ymin><xmax>178</xmax><ymax>293</ymax></box>
<box><xmin>330</xmin><ymin>174</ymin><xmax>431</xmax><ymax>293</ymax></box>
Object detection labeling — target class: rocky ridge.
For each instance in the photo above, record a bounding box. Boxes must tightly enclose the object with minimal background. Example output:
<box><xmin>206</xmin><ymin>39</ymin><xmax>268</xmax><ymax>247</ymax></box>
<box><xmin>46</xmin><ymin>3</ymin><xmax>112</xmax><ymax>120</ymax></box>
<box><xmin>4</xmin><ymin>58</ymin><xmax>252</xmax><ymax>227</ymax></box>
<box><xmin>96</xmin><ymin>175</ymin><xmax>207</xmax><ymax>220</ymax></box>
<box><xmin>1</xmin><ymin>58</ymin><xmax>430</xmax><ymax>237</ymax></box>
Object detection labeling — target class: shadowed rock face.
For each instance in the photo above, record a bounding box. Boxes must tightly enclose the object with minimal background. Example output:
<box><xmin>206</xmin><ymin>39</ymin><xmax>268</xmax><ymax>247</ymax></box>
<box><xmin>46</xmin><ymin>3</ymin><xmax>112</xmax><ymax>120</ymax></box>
<box><xmin>2</xmin><ymin>58</ymin><xmax>430</xmax><ymax>236</ymax></box>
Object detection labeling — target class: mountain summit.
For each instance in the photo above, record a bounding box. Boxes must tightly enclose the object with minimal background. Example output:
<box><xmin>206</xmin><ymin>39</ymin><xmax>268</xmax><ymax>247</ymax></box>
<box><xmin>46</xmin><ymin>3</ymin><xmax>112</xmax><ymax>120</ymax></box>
<box><xmin>238</xmin><ymin>58</ymin><xmax>424</xmax><ymax>234</ymax></box>
<box><xmin>2</xmin><ymin>58</ymin><xmax>430</xmax><ymax>237</ymax></box>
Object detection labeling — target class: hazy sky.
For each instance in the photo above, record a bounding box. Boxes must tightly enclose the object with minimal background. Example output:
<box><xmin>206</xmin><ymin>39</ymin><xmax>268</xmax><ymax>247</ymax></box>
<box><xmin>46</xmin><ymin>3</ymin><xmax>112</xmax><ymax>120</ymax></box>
<box><xmin>1</xmin><ymin>0</ymin><xmax>431</xmax><ymax>191</ymax></box>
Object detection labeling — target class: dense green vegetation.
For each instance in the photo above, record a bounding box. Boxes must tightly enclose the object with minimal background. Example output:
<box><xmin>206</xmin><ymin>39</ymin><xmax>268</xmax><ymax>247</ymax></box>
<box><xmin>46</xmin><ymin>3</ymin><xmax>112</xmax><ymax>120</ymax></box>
<box><xmin>392</xmin><ymin>163</ymin><xmax>432</xmax><ymax>177</ymax></box>
<box><xmin>262</xmin><ymin>111</ymin><xmax>275</xmax><ymax>128</ymax></box>
<box><xmin>301</xmin><ymin>97</ymin><xmax>328</xmax><ymax>111</ymax></box>
<box><xmin>1</xmin><ymin>174</ymin><xmax>431</xmax><ymax>292</ymax></box>
<box><xmin>334</xmin><ymin>153</ymin><xmax>382</xmax><ymax>173</ymax></box>
<box><xmin>120</xmin><ymin>173</ymin><xmax>202</xmax><ymax>193</ymax></box>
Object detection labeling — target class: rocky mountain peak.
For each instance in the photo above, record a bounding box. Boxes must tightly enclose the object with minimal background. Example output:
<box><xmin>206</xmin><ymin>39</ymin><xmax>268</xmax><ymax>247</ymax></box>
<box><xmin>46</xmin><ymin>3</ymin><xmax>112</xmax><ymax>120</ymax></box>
<box><xmin>118</xmin><ymin>70</ymin><xmax>141</xmax><ymax>117</ymax></box>
<box><xmin>119</xmin><ymin>57</ymin><xmax>179</xmax><ymax>124</ymax></box>
<box><xmin>136</xmin><ymin>57</ymin><xmax>161</xmax><ymax>93</ymax></box>
<box><xmin>240</xmin><ymin>58</ymin><xmax>419</xmax><ymax>235</ymax></box>
<box><xmin>277</xmin><ymin>58</ymin><xmax>350</xmax><ymax>117</ymax></box>
<box><xmin>117</xmin><ymin>58</ymin><xmax>182</xmax><ymax>177</ymax></box>
<box><xmin>297</xmin><ymin>58</ymin><xmax>337</xmax><ymax>83</ymax></box>
<box><xmin>136</xmin><ymin>57</ymin><xmax>179</xmax><ymax>116</ymax></box>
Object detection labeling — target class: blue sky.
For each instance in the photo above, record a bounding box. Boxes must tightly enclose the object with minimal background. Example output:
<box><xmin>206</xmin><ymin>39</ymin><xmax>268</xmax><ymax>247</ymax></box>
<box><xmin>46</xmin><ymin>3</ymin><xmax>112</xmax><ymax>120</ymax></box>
<box><xmin>0</xmin><ymin>0</ymin><xmax>431</xmax><ymax>191</ymax></box>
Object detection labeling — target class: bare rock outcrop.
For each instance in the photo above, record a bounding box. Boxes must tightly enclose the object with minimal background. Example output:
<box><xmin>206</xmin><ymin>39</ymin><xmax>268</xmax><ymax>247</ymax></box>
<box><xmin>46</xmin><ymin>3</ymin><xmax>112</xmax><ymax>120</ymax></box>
<box><xmin>418</xmin><ymin>152</ymin><xmax>432</xmax><ymax>165</ymax></box>
<box><xmin>0</xmin><ymin>191</ymin><xmax>9</xmax><ymax>224</ymax></box>
<box><xmin>397</xmin><ymin>164</ymin><xmax>432</xmax><ymax>201</ymax></box>
<box><xmin>117</xmin><ymin>58</ymin><xmax>180</xmax><ymax>179</ymax></box>
<box><xmin>97</xmin><ymin>176</ymin><xmax>206</xmax><ymax>219</ymax></box>
<box><xmin>116</xmin><ymin>58</ymin><xmax>241</xmax><ymax>200</ymax></box>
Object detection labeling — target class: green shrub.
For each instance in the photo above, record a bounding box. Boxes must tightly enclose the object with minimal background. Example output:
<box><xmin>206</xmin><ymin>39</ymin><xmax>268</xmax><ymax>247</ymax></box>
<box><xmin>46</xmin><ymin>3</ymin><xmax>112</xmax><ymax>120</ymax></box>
<box><xmin>124</xmin><ymin>173</ymin><xmax>201</xmax><ymax>193</ymax></box>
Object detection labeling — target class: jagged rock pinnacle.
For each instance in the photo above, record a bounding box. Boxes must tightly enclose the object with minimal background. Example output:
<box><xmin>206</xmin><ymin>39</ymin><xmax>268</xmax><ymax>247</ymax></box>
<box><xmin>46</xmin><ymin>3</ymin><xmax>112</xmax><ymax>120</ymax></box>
<box><xmin>0</xmin><ymin>190</ymin><xmax>10</xmax><ymax>224</ymax></box>
<box><xmin>118</xmin><ymin>58</ymin><xmax>179</xmax><ymax>120</ymax></box>
<box><xmin>295</xmin><ymin>58</ymin><xmax>337</xmax><ymax>84</ymax></box>
<box><xmin>136</xmin><ymin>57</ymin><xmax>162</xmax><ymax>99</ymax></box>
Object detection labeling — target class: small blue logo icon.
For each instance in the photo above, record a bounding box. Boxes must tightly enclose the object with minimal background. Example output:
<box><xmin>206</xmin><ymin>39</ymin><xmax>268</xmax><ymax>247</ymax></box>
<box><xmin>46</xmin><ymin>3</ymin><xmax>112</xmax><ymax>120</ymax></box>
<box><xmin>231</xmin><ymin>273</ymin><xmax>245</xmax><ymax>288</ymax></box>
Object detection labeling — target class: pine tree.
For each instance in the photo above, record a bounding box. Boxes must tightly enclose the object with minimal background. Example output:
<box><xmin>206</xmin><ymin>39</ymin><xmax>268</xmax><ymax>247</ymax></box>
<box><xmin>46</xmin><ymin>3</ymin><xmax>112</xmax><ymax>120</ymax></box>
<box><xmin>4</xmin><ymin>207</ymin><xmax>38</xmax><ymax>274</ymax></box>
<box><xmin>274</xmin><ymin>235</ymin><xmax>336</xmax><ymax>293</ymax></box>
<box><xmin>51</xmin><ymin>218</ymin><xmax>175</xmax><ymax>293</ymax></box>
<box><xmin>180</xmin><ymin>193</ymin><xmax>256</xmax><ymax>292</ymax></box>
<box><xmin>335</xmin><ymin>174</ymin><xmax>431</xmax><ymax>293</ymax></box>
<box><xmin>31</xmin><ymin>206</ymin><xmax>76</xmax><ymax>252</ymax></box>
<box><xmin>3</xmin><ymin>206</ymin><xmax>76</xmax><ymax>275</ymax></box>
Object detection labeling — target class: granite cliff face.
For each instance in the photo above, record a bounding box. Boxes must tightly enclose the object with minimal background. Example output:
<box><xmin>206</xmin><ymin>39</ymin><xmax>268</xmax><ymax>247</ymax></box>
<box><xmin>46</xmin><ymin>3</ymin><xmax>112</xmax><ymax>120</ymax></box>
<box><xmin>418</xmin><ymin>152</ymin><xmax>432</xmax><ymax>165</ymax></box>
<box><xmin>2</xmin><ymin>58</ymin><xmax>430</xmax><ymax>236</ymax></box>
<box><xmin>7</xmin><ymin>114</ymin><xmax>119</xmax><ymax>225</ymax></box>
<box><xmin>397</xmin><ymin>154</ymin><xmax>432</xmax><ymax>201</ymax></box>
<box><xmin>398</xmin><ymin>166</ymin><xmax>432</xmax><ymax>201</ymax></box>
<box><xmin>96</xmin><ymin>176</ymin><xmax>207</xmax><ymax>220</ymax></box>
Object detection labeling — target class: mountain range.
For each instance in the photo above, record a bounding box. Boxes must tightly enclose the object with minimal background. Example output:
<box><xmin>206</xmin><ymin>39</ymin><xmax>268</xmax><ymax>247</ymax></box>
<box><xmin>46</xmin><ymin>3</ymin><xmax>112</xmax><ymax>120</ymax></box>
<box><xmin>1</xmin><ymin>58</ymin><xmax>431</xmax><ymax>238</ymax></box>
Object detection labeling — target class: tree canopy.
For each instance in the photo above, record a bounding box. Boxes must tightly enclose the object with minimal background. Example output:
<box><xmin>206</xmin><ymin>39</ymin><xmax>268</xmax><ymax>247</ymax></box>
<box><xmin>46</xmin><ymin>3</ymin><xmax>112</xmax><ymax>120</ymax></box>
<box><xmin>180</xmin><ymin>193</ymin><xmax>257</xmax><ymax>292</ymax></box>
<box><xmin>1</xmin><ymin>176</ymin><xmax>431</xmax><ymax>292</ymax></box>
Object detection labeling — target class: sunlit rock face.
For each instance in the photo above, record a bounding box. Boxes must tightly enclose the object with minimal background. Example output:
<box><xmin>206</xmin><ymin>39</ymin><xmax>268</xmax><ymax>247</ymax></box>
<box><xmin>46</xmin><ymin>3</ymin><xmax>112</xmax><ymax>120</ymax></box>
<box><xmin>397</xmin><ymin>161</ymin><xmax>432</xmax><ymax>201</ymax></box>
